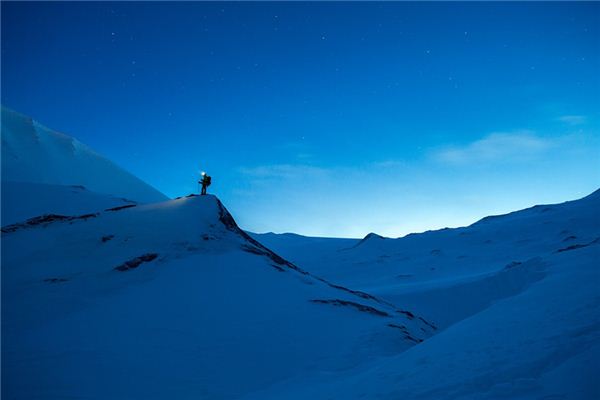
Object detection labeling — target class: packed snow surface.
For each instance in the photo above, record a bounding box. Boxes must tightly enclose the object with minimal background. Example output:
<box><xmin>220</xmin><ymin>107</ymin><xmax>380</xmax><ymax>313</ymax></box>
<box><xmin>251</xmin><ymin>190</ymin><xmax>600</xmax><ymax>399</ymax></box>
<box><xmin>1</xmin><ymin>181</ymin><xmax>138</xmax><ymax>225</ymax></box>
<box><xmin>2</xmin><ymin>195</ymin><xmax>433</xmax><ymax>399</ymax></box>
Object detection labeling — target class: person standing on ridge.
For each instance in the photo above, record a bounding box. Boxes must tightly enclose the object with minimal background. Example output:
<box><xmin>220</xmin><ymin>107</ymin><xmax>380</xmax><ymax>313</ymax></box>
<box><xmin>199</xmin><ymin>172</ymin><xmax>212</xmax><ymax>195</ymax></box>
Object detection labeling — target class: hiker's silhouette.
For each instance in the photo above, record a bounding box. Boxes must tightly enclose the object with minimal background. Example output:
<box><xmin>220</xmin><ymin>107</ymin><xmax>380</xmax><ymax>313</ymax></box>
<box><xmin>199</xmin><ymin>172</ymin><xmax>212</xmax><ymax>195</ymax></box>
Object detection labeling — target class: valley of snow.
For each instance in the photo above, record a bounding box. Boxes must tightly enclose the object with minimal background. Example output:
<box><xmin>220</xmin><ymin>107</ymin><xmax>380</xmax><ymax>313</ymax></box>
<box><xmin>2</xmin><ymin>108</ymin><xmax>599</xmax><ymax>400</ymax></box>
<box><xmin>251</xmin><ymin>191</ymin><xmax>600</xmax><ymax>399</ymax></box>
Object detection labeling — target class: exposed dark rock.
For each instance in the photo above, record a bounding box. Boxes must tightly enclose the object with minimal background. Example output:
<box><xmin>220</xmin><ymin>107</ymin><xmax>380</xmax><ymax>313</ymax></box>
<box><xmin>2</xmin><ymin>213</ymin><xmax>99</xmax><ymax>233</ymax></box>
<box><xmin>562</xmin><ymin>235</ymin><xmax>577</xmax><ymax>242</ymax></box>
<box><xmin>430</xmin><ymin>249</ymin><xmax>442</xmax><ymax>256</ymax></box>
<box><xmin>404</xmin><ymin>335</ymin><xmax>424</xmax><ymax>343</ymax></box>
<box><xmin>215</xmin><ymin>198</ymin><xmax>434</xmax><ymax>326</ymax></box>
<box><xmin>387</xmin><ymin>324</ymin><xmax>424</xmax><ymax>342</ymax></box>
<box><xmin>43</xmin><ymin>278</ymin><xmax>69</xmax><ymax>283</ymax></box>
<box><xmin>557</xmin><ymin>244</ymin><xmax>589</xmax><ymax>252</ymax></box>
<box><xmin>398</xmin><ymin>310</ymin><xmax>415</xmax><ymax>319</ymax></box>
<box><xmin>556</xmin><ymin>237</ymin><xmax>599</xmax><ymax>253</ymax></box>
<box><xmin>216</xmin><ymin>199</ymin><xmax>305</xmax><ymax>273</ymax></box>
<box><xmin>310</xmin><ymin>299</ymin><xmax>390</xmax><ymax>317</ymax></box>
<box><xmin>79</xmin><ymin>213</ymin><xmax>97</xmax><ymax>219</ymax></box>
<box><xmin>239</xmin><ymin>244</ymin><xmax>285</xmax><ymax>272</ymax></box>
<box><xmin>504</xmin><ymin>261</ymin><xmax>522</xmax><ymax>269</ymax></box>
<box><xmin>418</xmin><ymin>316</ymin><xmax>438</xmax><ymax>330</ymax></box>
<box><xmin>114</xmin><ymin>253</ymin><xmax>159</xmax><ymax>271</ymax></box>
<box><xmin>387</xmin><ymin>323</ymin><xmax>408</xmax><ymax>332</ymax></box>
<box><xmin>101</xmin><ymin>235</ymin><xmax>115</xmax><ymax>243</ymax></box>
<box><xmin>105</xmin><ymin>204</ymin><xmax>137</xmax><ymax>212</ymax></box>
<box><xmin>325</xmin><ymin>282</ymin><xmax>382</xmax><ymax>303</ymax></box>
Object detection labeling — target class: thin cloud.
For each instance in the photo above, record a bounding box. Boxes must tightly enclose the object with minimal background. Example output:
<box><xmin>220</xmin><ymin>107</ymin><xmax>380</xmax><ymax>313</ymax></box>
<box><xmin>433</xmin><ymin>131</ymin><xmax>556</xmax><ymax>164</ymax></box>
<box><xmin>558</xmin><ymin>115</ymin><xmax>587</xmax><ymax>125</ymax></box>
<box><xmin>238</xmin><ymin>164</ymin><xmax>327</xmax><ymax>179</ymax></box>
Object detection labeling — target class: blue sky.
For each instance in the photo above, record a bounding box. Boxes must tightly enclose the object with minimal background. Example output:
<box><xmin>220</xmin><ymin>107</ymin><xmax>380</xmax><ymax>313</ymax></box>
<box><xmin>2</xmin><ymin>2</ymin><xmax>599</xmax><ymax>237</ymax></box>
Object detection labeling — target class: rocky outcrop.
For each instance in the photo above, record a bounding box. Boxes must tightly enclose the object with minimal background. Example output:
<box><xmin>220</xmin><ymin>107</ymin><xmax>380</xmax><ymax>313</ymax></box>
<box><xmin>1</xmin><ymin>213</ymin><xmax>98</xmax><ymax>233</ymax></box>
<box><xmin>114</xmin><ymin>253</ymin><xmax>159</xmax><ymax>271</ymax></box>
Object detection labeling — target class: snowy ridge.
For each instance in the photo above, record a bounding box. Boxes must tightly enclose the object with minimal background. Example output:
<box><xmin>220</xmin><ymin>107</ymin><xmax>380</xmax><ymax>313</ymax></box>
<box><xmin>2</xmin><ymin>194</ymin><xmax>434</xmax><ymax>399</ymax></box>
<box><xmin>1</xmin><ymin>106</ymin><xmax>167</xmax><ymax>203</ymax></box>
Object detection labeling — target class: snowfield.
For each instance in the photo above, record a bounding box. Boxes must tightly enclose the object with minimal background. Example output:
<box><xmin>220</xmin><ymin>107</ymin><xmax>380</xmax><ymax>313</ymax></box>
<box><xmin>1</xmin><ymin>108</ymin><xmax>599</xmax><ymax>399</ymax></box>
<box><xmin>1</xmin><ymin>181</ymin><xmax>139</xmax><ymax>226</ymax></box>
<box><xmin>2</xmin><ymin>194</ymin><xmax>434</xmax><ymax>399</ymax></box>
<box><xmin>251</xmin><ymin>190</ymin><xmax>600</xmax><ymax>399</ymax></box>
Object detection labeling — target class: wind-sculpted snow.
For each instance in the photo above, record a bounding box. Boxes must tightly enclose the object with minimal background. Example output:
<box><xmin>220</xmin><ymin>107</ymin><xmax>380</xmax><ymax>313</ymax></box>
<box><xmin>1</xmin><ymin>181</ymin><xmax>137</xmax><ymax>225</ymax></box>
<box><xmin>1</xmin><ymin>107</ymin><xmax>167</xmax><ymax>203</ymax></box>
<box><xmin>249</xmin><ymin>189</ymin><xmax>600</xmax><ymax>400</ymax></box>
<box><xmin>1</xmin><ymin>194</ymin><xmax>433</xmax><ymax>400</ymax></box>
<box><xmin>1</xmin><ymin>212</ymin><xmax>99</xmax><ymax>233</ymax></box>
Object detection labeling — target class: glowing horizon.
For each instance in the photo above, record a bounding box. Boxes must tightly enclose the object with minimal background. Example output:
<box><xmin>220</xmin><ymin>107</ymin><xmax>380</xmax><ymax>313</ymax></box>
<box><xmin>2</xmin><ymin>2</ymin><xmax>599</xmax><ymax>238</ymax></box>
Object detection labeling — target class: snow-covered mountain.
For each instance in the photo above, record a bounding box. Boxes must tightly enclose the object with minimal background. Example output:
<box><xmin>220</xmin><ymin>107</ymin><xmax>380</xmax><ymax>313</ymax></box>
<box><xmin>2</xmin><ymin>107</ymin><xmax>598</xmax><ymax>399</ymax></box>
<box><xmin>1</xmin><ymin>194</ymin><xmax>434</xmax><ymax>399</ymax></box>
<box><xmin>251</xmin><ymin>190</ymin><xmax>600</xmax><ymax>399</ymax></box>
<box><xmin>1</xmin><ymin>181</ymin><xmax>139</xmax><ymax>226</ymax></box>
<box><xmin>1</xmin><ymin>106</ymin><xmax>167</xmax><ymax>210</ymax></box>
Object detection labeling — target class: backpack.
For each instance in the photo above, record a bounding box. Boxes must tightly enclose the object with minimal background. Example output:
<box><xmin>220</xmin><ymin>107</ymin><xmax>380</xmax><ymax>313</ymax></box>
<box><xmin>205</xmin><ymin>176</ymin><xmax>212</xmax><ymax>186</ymax></box>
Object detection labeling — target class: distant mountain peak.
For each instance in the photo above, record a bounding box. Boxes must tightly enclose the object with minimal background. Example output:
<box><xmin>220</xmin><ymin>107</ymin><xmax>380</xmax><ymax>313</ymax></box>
<box><xmin>362</xmin><ymin>232</ymin><xmax>386</xmax><ymax>241</ymax></box>
<box><xmin>1</xmin><ymin>106</ymin><xmax>167</xmax><ymax>204</ymax></box>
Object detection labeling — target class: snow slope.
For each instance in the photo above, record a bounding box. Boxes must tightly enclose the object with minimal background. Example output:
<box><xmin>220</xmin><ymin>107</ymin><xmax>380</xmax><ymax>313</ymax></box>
<box><xmin>248</xmin><ymin>190</ymin><xmax>600</xmax><ymax>399</ymax></box>
<box><xmin>2</xmin><ymin>106</ymin><xmax>598</xmax><ymax>399</ymax></box>
<box><xmin>1</xmin><ymin>181</ymin><xmax>138</xmax><ymax>225</ymax></box>
<box><xmin>1</xmin><ymin>195</ymin><xmax>435</xmax><ymax>400</ymax></box>
<box><xmin>1</xmin><ymin>106</ymin><xmax>167</xmax><ymax>204</ymax></box>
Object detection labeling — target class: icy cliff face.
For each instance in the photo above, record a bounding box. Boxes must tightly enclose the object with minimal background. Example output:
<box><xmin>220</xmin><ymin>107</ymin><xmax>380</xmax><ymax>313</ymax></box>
<box><xmin>1</xmin><ymin>106</ymin><xmax>167</xmax><ymax>204</ymax></box>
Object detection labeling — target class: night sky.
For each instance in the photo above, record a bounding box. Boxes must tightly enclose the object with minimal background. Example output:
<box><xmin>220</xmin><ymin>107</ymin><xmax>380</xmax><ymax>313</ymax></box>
<box><xmin>2</xmin><ymin>2</ymin><xmax>599</xmax><ymax>237</ymax></box>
